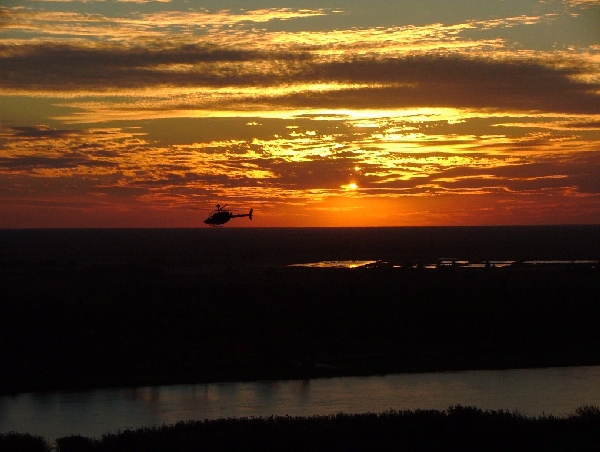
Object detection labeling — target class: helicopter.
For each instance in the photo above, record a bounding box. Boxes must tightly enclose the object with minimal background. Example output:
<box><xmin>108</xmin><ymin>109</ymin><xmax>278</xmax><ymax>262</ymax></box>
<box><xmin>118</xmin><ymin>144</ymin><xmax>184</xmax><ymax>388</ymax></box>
<box><xmin>204</xmin><ymin>204</ymin><xmax>253</xmax><ymax>226</ymax></box>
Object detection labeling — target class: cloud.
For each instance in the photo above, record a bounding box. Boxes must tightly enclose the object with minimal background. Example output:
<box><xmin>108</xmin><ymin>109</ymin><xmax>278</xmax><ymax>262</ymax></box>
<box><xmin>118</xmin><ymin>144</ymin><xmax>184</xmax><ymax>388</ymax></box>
<box><xmin>0</xmin><ymin>42</ymin><xmax>310</xmax><ymax>91</ymax></box>
<box><xmin>1</xmin><ymin>116</ymin><xmax>599</xmax><ymax>225</ymax></box>
<box><xmin>6</xmin><ymin>125</ymin><xmax>80</xmax><ymax>138</ymax></box>
<box><xmin>0</xmin><ymin>152</ymin><xmax>117</xmax><ymax>170</ymax></box>
<box><xmin>2</xmin><ymin>3</ymin><xmax>598</xmax><ymax>120</ymax></box>
<box><xmin>2</xmin><ymin>43</ymin><xmax>598</xmax><ymax>117</ymax></box>
<box><xmin>564</xmin><ymin>0</ymin><xmax>600</xmax><ymax>8</ymax></box>
<box><xmin>2</xmin><ymin>2</ymin><xmax>600</xmax><ymax>225</ymax></box>
<box><xmin>0</xmin><ymin>7</ymin><xmax>331</xmax><ymax>39</ymax></box>
<box><xmin>0</xmin><ymin>125</ymin><xmax>141</xmax><ymax>174</ymax></box>
<box><xmin>273</xmin><ymin>57</ymin><xmax>600</xmax><ymax>115</ymax></box>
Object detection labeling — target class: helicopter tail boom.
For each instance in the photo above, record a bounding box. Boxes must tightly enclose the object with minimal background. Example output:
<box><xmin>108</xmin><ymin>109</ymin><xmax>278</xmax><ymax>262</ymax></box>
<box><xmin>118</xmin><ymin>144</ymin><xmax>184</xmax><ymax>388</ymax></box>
<box><xmin>226</xmin><ymin>208</ymin><xmax>253</xmax><ymax>220</ymax></box>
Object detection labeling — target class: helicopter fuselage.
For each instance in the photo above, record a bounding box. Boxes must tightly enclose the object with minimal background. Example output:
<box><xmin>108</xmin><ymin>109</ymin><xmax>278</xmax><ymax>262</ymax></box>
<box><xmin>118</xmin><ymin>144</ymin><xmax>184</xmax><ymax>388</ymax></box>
<box><xmin>204</xmin><ymin>208</ymin><xmax>253</xmax><ymax>226</ymax></box>
<box><xmin>204</xmin><ymin>211</ymin><xmax>234</xmax><ymax>225</ymax></box>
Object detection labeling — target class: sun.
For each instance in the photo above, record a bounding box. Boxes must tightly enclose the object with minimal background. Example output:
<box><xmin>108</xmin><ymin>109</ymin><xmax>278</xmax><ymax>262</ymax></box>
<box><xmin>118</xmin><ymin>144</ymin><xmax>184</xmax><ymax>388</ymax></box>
<box><xmin>342</xmin><ymin>182</ymin><xmax>358</xmax><ymax>191</ymax></box>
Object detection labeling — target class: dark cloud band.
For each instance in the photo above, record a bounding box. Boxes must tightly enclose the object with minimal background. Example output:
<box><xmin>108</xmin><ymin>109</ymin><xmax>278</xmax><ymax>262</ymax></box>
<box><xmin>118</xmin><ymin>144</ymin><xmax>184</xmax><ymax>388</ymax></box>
<box><xmin>1</xmin><ymin>43</ymin><xmax>598</xmax><ymax>114</ymax></box>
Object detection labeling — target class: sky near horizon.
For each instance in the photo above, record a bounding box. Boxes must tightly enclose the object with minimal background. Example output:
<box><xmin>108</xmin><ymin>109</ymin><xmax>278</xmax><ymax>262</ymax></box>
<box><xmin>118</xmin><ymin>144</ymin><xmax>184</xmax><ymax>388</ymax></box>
<box><xmin>1</xmin><ymin>0</ymin><xmax>599</xmax><ymax>227</ymax></box>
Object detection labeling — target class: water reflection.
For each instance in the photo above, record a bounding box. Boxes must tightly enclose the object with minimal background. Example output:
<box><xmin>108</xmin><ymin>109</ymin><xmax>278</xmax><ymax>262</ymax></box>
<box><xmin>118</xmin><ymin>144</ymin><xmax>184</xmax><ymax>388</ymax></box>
<box><xmin>287</xmin><ymin>259</ymin><xmax>598</xmax><ymax>269</ymax></box>
<box><xmin>286</xmin><ymin>260</ymin><xmax>377</xmax><ymax>268</ymax></box>
<box><xmin>2</xmin><ymin>366</ymin><xmax>600</xmax><ymax>441</ymax></box>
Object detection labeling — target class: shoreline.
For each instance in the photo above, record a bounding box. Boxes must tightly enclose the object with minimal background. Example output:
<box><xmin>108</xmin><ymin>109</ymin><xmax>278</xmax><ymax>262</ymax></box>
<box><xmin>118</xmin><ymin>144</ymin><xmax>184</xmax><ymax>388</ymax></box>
<box><xmin>4</xmin><ymin>406</ymin><xmax>600</xmax><ymax>451</ymax></box>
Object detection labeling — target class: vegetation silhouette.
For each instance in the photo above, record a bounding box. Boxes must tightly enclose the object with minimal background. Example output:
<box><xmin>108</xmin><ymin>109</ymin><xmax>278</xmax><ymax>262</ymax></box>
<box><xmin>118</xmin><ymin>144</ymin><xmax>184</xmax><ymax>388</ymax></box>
<box><xmin>0</xmin><ymin>432</ymin><xmax>47</xmax><ymax>452</ymax></box>
<box><xmin>3</xmin><ymin>406</ymin><xmax>600</xmax><ymax>451</ymax></box>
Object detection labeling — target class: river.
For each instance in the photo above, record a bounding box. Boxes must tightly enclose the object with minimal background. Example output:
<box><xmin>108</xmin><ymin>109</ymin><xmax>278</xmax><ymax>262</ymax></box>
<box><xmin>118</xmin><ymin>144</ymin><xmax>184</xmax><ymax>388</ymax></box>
<box><xmin>2</xmin><ymin>366</ymin><xmax>600</xmax><ymax>441</ymax></box>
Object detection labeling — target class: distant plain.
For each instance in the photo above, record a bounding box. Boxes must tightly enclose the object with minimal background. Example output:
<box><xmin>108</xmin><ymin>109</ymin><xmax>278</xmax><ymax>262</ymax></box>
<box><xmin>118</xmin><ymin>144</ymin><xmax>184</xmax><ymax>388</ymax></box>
<box><xmin>1</xmin><ymin>225</ymin><xmax>599</xmax><ymax>395</ymax></box>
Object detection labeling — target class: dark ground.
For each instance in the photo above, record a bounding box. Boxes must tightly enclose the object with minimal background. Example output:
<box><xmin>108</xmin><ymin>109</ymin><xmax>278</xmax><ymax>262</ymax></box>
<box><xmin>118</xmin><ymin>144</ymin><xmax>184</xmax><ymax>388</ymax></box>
<box><xmin>1</xmin><ymin>226</ymin><xmax>600</xmax><ymax>395</ymax></box>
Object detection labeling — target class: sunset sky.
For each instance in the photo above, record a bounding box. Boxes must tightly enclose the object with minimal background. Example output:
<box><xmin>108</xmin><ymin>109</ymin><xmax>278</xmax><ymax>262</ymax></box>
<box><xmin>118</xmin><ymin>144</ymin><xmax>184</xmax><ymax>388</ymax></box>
<box><xmin>1</xmin><ymin>0</ymin><xmax>599</xmax><ymax>227</ymax></box>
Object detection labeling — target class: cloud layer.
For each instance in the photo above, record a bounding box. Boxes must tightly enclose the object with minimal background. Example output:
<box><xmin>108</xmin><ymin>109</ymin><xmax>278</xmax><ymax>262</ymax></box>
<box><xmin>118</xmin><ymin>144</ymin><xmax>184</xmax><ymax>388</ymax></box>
<box><xmin>1</xmin><ymin>3</ymin><xmax>599</xmax><ymax>226</ymax></box>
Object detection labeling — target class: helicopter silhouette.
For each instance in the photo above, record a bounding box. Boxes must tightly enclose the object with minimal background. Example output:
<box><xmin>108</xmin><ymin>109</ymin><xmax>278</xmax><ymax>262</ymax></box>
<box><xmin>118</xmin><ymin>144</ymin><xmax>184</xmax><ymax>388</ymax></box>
<box><xmin>204</xmin><ymin>204</ymin><xmax>253</xmax><ymax>226</ymax></box>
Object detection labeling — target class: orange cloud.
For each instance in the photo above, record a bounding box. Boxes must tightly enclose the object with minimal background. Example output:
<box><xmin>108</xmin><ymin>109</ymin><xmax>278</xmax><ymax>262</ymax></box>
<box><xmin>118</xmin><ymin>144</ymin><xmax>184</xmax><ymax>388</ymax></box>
<box><xmin>2</xmin><ymin>2</ymin><xmax>600</xmax><ymax>226</ymax></box>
